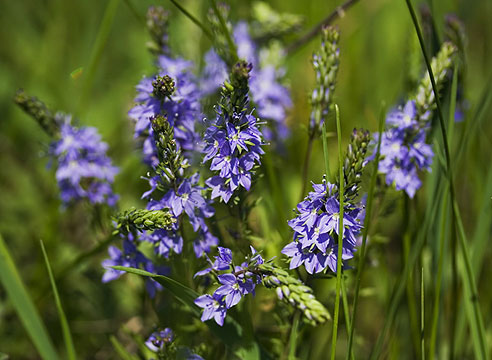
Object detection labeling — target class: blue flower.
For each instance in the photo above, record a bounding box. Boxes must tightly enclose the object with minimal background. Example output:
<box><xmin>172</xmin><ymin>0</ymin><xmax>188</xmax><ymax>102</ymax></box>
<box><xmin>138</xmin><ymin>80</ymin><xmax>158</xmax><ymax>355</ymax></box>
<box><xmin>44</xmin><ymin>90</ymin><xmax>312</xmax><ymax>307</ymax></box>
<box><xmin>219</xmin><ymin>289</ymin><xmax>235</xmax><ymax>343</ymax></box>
<box><xmin>200</xmin><ymin>21</ymin><xmax>291</xmax><ymax>143</ymax></box>
<box><xmin>282</xmin><ymin>180</ymin><xmax>362</xmax><ymax>274</ymax></box>
<box><xmin>145</xmin><ymin>328</ymin><xmax>174</xmax><ymax>352</ymax></box>
<box><xmin>101</xmin><ymin>235</ymin><xmax>168</xmax><ymax>298</ymax></box>
<box><xmin>51</xmin><ymin>119</ymin><xmax>119</xmax><ymax>206</ymax></box>
<box><xmin>129</xmin><ymin>56</ymin><xmax>201</xmax><ymax>166</ymax></box>
<box><xmin>374</xmin><ymin>100</ymin><xmax>434</xmax><ymax>198</ymax></box>
<box><xmin>194</xmin><ymin>294</ymin><xmax>227</xmax><ymax>326</ymax></box>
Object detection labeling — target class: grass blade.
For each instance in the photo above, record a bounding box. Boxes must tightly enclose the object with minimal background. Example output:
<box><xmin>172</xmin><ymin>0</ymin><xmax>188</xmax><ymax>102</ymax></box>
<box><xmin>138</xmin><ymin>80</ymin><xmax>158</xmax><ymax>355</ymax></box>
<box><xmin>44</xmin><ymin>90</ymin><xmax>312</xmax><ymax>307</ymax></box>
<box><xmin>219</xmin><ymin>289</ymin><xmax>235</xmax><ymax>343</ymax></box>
<box><xmin>0</xmin><ymin>234</ymin><xmax>59</xmax><ymax>360</ymax></box>
<box><xmin>109</xmin><ymin>335</ymin><xmax>138</xmax><ymax>360</ymax></box>
<box><xmin>421</xmin><ymin>267</ymin><xmax>425</xmax><ymax>360</ymax></box>
<box><xmin>40</xmin><ymin>240</ymin><xmax>76</xmax><ymax>360</ymax></box>
<box><xmin>330</xmin><ymin>104</ymin><xmax>344</xmax><ymax>360</ymax></box>
<box><xmin>346</xmin><ymin>102</ymin><xmax>386</xmax><ymax>358</ymax></box>
<box><xmin>404</xmin><ymin>1</ymin><xmax>487</xmax><ymax>358</ymax></box>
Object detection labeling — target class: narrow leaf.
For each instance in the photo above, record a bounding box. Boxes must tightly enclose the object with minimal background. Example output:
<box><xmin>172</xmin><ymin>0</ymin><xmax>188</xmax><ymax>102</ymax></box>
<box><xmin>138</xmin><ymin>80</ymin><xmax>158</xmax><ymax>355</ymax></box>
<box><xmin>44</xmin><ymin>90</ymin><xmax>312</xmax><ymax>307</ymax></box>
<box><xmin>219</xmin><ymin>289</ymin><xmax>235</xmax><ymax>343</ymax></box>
<box><xmin>40</xmin><ymin>240</ymin><xmax>76</xmax><ymax>360</ymax></box>
<box><xmin>0</xmin><ymin>234</ymin><xmax>59</xmax><ymax>360</ymax></box>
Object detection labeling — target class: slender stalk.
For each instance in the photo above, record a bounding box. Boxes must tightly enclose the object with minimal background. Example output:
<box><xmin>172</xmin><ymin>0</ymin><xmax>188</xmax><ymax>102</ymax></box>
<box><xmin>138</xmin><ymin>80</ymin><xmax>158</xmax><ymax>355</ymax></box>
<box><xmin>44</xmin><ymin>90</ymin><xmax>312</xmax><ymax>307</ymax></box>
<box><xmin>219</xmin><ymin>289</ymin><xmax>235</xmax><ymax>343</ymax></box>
<box><xmin>346</xmin><ymin>103</ymin><xmax>386</xmax><ymax>357</ymax></box>
<box><xmin>330</xmin><ymin>104</ymin><xmax>344</xmax><ymax>360</ymax></box>
<box><xmin>286</xmin><ymin>0</ymin><xmax>360</xmax><ymax>55</ymax></box>
<box><xmin>403</xmin><ymin>196</ymin><xmax>421</xmax><ymax>357</ymax></box>
<box><xmin>168</xmin><ymin>0</ymin><xmax>213</xmax><ymax>41</ymax></box>
<box><xmin>322</xmin><ymin>118</ymin><xmax>332</xmax><ymax>180</ymax></box>
<box><xmin>287</xmin><ymin>311</ymin><xmax>300</xmax><ymax>360</ymax></box>
<box><xmin>299</xmin><ymin>133</ymin><xmax>315</xmax><ymax>201</ymax></box>
<box><xmin>428</xmin><ymin>192</ymin><xmax>448</xmax><ymax>359</ymax></box>
<box><xmin>210</xmin><ymin>0</ymin><xmax>238</xmax><ymax>63</ymax></box>
<box><xmin>79</xmin><ymin>0</ymin><xmax>121</xmax><ymax>112</ymax></box>
<box><xmin>341</xmin><ymin>278</ymin><xmax>355</xmax><ymax>360</ymax></box>
<box><xmin>405</xmin><ymin>1</ymin><xmax>487</xmax><ymax>358</ymax></box>
<box><xmin>370</xmin><ymin>182</ymin><xmax>444</xmax><ymax>360</ymax></box>
<box><xmin>421</xmin><ymin>267</ymin><xmax>425</xmax><ymax>360</ymax></box>
<box><xmin>40</xmin><ymin>240</ymin><xmax>76</xmax><ymax>360</ymax></box>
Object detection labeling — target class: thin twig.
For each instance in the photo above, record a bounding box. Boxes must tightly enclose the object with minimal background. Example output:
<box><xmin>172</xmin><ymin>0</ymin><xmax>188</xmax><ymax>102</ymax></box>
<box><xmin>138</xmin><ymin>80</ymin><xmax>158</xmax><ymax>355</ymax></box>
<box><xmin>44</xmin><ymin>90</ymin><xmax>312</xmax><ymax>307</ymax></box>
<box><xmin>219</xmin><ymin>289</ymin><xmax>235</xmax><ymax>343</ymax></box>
<box><xmin>286</xmin><ymin>0</ymin><xmax>360</xmax><ymax>55</ymax></box>
<box><xmin>167</xmin><ymin>0</ymin><xmax>214</xmax><ymax>41</ymax></box>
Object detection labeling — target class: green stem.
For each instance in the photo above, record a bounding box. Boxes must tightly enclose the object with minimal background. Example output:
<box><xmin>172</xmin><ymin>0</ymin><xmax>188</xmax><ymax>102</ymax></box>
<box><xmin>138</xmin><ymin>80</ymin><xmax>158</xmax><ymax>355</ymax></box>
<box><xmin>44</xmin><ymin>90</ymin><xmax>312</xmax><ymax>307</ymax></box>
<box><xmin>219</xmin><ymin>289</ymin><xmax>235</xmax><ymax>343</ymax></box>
<box><xmin>421</xmin><ymin>267</ymin><xmax>425</xmax><ymax>360</ymax></box>
<box><xmin>403</xmin><ymin>196</ymin><xmax>421</xmax><ymax>358</ymax></box>
<box><xmin>428</xmin><ymin>190</ymin><xmax>448</xmax><ymax>359</ymax></box>
<box><xmin>79</xmin><ymin>0</ymin><xmax>121</xmax><ymax>113</ymax></box>
<box><xmin>287</xmin><ymin>311</ymin><xmax>301</xmax><ymax>360</ymax></box>
<box><xmin>346</xmin><ymin>103</ymin><xmax>386</xmax><ymax>358</ymax></box>
<box><xmin>405</xmin><ymin>1</ymin><xmax>487</xmax><ymax>358</ymax></box>
<box><xmin>341</xmin><ymin>278</ymin><xmax>355</xmax><ymax>360</ymax></box>
<box><xmin>322</xmin><ymin>118</ymin><xmax>331</xmax><ymax>180</ymax></box>
<box><xmin>330</xmin><ymin>104</ymin><xmax>344</xmax><ymax>360</ymax></box>
<box><xmin>168</xmin><ymin>0</ymin><xmax>213</xmax><ymax>41</ymax></box>
<box><xmin>210</xmin><ymin>0</ymin><xmax>238</xmax><ymax>64</ymax></box>
<box><xmin>40</xmin><ymin>240</ymin><xmax>76</xmax><ymax>360</ymax></box>
<box><xmin>370</xmin><ymin>182</ymin><xmax>444</xmax><ymax>360</ymax></box>
<box><xmin>300</xmin><ymin>133</ymin><xmax>315</xmax><ymax>201</ymax></box>
<box><xmin>286</xmin><ymin>0</ymin><xmax>360</xmax><ymax>55</ymax></box>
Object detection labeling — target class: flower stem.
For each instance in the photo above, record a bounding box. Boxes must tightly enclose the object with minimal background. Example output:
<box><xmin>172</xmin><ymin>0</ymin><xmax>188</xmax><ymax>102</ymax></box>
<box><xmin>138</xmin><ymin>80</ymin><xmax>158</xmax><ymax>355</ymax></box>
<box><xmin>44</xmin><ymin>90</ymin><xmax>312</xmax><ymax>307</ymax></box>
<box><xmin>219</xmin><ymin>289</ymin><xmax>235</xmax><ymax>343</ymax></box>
<box><xmin>286</xmin><ymin>0</ymin><xmax>360</xmax><ymax>55</ymax></box>
<box><xmin>330</xmin><ymin>104</ymin><xmax>344</xmax><ymax>360</ymax></box>
<box><xmin>299</xmin><ymin>133</ymin><xmax>315</xmax><ymax>201</ymax></box>
<box><xmin>168</xmin><ymin>0</ymin><xmax>213</xmax><ymax>41</ymax></box>
<box><xmin>346</xmin><ymin>103</ymin><xmax>385</xmax><ymax>358</ymax></box>
<box><xmin>405</xmin><ymin>1</ymin><xmax>487</xmax><ymax>358</ymax></box>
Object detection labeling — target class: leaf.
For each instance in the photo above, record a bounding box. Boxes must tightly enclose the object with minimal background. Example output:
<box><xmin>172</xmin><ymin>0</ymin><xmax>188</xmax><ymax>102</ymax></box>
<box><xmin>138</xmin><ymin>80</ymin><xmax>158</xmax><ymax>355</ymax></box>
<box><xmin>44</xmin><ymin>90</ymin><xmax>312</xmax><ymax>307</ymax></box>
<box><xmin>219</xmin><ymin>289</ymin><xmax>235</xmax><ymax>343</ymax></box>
<box><xmin>40</xmin><ymin>240</ymin><xmax>76</xmax><ymax>360</ymax></box>
<box><xmin>0</xmin><ymin>234</ymin><xmax>59</xmax><ymax>360</ymax></box>
<box><xmin>112</xmin><ymin>266</ymin><xmax>268</xmax><ymax>359</ymax></box>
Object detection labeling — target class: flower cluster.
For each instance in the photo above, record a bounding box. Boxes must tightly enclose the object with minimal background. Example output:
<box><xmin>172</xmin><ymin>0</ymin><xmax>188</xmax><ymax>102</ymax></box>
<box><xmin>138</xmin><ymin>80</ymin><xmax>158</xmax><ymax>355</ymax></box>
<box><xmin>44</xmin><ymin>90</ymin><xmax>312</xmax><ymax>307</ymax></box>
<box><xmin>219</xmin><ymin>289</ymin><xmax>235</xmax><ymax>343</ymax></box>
<box><xmin>203</xmin><ymin>61</ymin><xmax>264</xmax><ymax>203</ymax></box>
<box><xmin>102</xmin><ymin>233</ymin><xmax>168</xmax><ymax>298</ymax></box>
<box><xmin>129</xmin><ymin>7</ymin><xmax>201</xmax><ymax>167</ymax></box>
<box><xmin>201</xmin><ymin>21</ymin><xmax>292</xmax><ymax>142</ymax></box>
<box><xmin>14</xmin><ymin>91</ymin><xmax>119</xmax><ymax>207</ymax></box>
<box><xmin>141</xmin><ymin>115</ymin><xmax>218</xmax><ymax>258</ymax></box>
<box><xmin>376</xmin><ymin>101</ymin><xmax>433</xmax><ymax>197</ymax></box>
<box><xmin>283</xmin><ymin>179</ymin><xmax>363</xmax><ymax>274</ymax></box>
<box><xmin>374</xmin><ymin>42</ymin><xmax>456</xmax><ymax>197</ymax></box>
<box><xmin>195</xmin><ymin>246</ymin><xmax>330</xmax><ymax>326</ymax></box>
<box><xmin>194</xmin><ymin>247</ymin><xmax>264</xmax><ymax>326</ymax></box>
<box><xmin>309</xmin><ymin>26</ymin><xmax>340</xmax><ymax>136</ymax></box>
<box><xmin>283</xmin><ymin>129</ymin><xmax>370</xmax><ymax>274</ymax></box>
<box><xmin>145</xmin><ymin>327</ymin><xmax>204</xmax><ymax>359</ymax></box>
<box><xmin>51</xmin><ymin>118</ymin><xmax>119</xmax><ymax>206</ymax></box>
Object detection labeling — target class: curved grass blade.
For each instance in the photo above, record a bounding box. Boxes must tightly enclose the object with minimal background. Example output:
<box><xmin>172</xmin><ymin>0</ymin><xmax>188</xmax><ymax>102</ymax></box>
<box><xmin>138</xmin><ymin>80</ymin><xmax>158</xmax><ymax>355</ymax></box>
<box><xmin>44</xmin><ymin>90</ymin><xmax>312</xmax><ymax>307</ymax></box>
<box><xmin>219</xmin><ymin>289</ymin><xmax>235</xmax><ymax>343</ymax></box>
<box><xmin>405</xmin><ymin>1</ymin><xmax>487</xmax><ymax>358</ymax></box>
<box><xmin>112</xmin><ymin>266</ymin><xmax>267</xmax><ymax>360</ymax></box>
<box><xmin>330</xmin><ymin>104</ymin><xmax>344</xmax><ymax>360</ymax></box>
<box><xmin>346</xmin><ymin>103</ymin><xmax>386</xmax><ymax>358</ymax></box>
<box><xmin>0</xmin><ymin>234</ymin><xmax>59</xmax><ymax>360</ymax></box>
<box><xmin>40</xmin><ymin>240</ymin><xmax>76</xmax><ymax>360</ymax></box>
<box><xmin>109</xmin><ymin>335</ymin><xmax>139</xmax><ymax>360</ymax></box>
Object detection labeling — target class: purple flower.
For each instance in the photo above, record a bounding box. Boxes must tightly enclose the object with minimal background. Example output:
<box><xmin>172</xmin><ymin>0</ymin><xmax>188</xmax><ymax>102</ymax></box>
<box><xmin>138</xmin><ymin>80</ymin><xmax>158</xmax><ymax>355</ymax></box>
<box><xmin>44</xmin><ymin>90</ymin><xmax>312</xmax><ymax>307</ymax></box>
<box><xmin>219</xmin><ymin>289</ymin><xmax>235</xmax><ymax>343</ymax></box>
<box><xmin>51</xmin><ymin>119</ymin><xmax>119</xmax><ymax>207</ymax></box>
<box><xmin>283</xmin><ymin>180</ymin><xmax>362</xmax><ymax>274</ymax></box>
<box><xmin>200</xmin><ymin>21</ymin><xmax>291</xmax><ymax>143</ymax></box>
<box><xmin>194</xmin><ymin>294</ymin><xmax>227</xmax><ymax>326</ymax></box>
<box><xmin>129</xmin><ymin>56</ymin><xmax>201</xmax><ymax>166</ymax></box>
<box><xmin>145</xmin><ymin>328</ymin><xmax>174</xmax><ymax>352</ymax></box>
<box><xmin>373</xmin><ymin>100</ymin><xmax>434</xmax><ymax>198</ymax></box>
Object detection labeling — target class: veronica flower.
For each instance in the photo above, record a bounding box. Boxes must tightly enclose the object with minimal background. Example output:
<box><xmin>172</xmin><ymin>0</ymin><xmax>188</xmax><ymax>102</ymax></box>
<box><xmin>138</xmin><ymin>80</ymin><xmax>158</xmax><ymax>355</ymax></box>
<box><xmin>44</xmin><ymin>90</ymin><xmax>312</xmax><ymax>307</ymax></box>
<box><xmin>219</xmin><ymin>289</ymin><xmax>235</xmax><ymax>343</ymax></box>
<box><xmin>129</xmin><ymin>57</ymin><xmax>202</xmax><ymax>166</ymax></box>
<box><xmin>101</xmin><ymin>235</ymin><xmax>167</xmax><ymax>298</ymax></box>
<box><xmin>51</xmin><ymin>118</ymin><xmax>119</xmax><ymax>206</ymax></box>
<box><xmin>373</xmin><ymin>42</ymin><xmax>456</xmax><ymax>197</ymax></box>
<box><xmin>194</xmin><ymin>294</ymin><xmax>228</xmax><ymax>326</ymax></box>
<box><xmin>203</xmin><ymin>61</ymin><xmax>265</xmax><ymax>203</ymax></box>
<box><xmin>200</xmin><ymin>21</ymin><xmax>291</xmax><ymax>142</ymax></box>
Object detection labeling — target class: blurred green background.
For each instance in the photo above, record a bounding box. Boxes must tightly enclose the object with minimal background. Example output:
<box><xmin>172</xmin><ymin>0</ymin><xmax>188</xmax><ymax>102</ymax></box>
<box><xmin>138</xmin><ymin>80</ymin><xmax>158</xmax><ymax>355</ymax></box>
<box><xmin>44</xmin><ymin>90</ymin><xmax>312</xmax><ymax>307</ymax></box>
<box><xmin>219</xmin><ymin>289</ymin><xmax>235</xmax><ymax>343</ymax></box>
<box><xmin>0</xmin><ymin>0</ymin><xmax>491</xmax><ymax>358</ymax></box>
